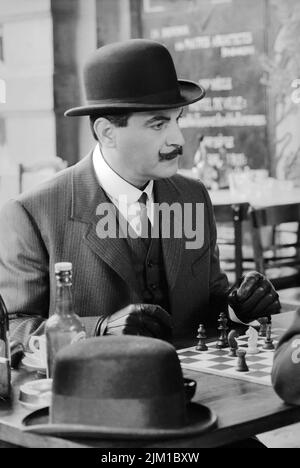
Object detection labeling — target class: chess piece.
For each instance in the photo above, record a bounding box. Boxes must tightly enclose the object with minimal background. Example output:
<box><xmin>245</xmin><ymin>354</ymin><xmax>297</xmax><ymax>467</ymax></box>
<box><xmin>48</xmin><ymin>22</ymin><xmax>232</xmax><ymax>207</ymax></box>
<box><xmin>236</xmin><ymin>349</ymin><xmax>249</xmax><ymax>372</ymax></box>
<box><xmin>246</xmin><ymin>327</ymin><xmax>260</xmax><ymax>354</ymax></box>
<box><xmin>263</xmin><ymin>323</ymin><xmax>275</xmax><ymax>350</ymax></box>
<box><xmin>216</xmin><ymin>312</ymin><xmax>229</xmax><ymax>349</ymax></box>
<box><xmin>196</xmin><ymin>324</ymin><xmax>208</xmax><ymax>351</ymax></box>
<box><xmin>258</xmin><ymin>317</ymin><xmax>268</xmax><ymax>337</ymax></box>
<box><xmin>228</xmin><ymin>330</ymin><xmax>239</xmax><ymax>357</ymax></box>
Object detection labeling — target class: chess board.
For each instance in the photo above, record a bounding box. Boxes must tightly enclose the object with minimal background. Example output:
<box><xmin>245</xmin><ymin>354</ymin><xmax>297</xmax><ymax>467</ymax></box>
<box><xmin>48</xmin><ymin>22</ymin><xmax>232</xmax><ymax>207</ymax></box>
<box><xmin>177</xmin><ymin>328</ymin><xmax>285</xmax><ymax>386</ymax></box>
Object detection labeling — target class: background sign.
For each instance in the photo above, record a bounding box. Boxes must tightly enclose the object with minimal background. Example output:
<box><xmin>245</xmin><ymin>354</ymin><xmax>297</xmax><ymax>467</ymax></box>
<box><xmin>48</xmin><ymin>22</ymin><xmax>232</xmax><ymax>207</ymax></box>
<box><xmin>142</xmin><ymin>0</ymin><xmax>269</xmax><ymax>171</ymax></box>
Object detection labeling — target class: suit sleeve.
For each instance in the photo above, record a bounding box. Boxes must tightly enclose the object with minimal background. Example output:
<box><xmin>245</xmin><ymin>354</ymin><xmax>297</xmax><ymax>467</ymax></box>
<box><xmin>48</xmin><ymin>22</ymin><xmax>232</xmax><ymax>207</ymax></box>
<box><xmin>272</xmin><ymin>307</ymin><xmax>300</xmax><ymax>405</ymax></box>
<box><xmin>0</xmin><ymin>200</ymin><xmax>103</xmax><ymax>346</ymax></box>
<box><xmin>0</xmin><ymin>200</ymin><xmax>49</xmax><ymax>343</ymax></box>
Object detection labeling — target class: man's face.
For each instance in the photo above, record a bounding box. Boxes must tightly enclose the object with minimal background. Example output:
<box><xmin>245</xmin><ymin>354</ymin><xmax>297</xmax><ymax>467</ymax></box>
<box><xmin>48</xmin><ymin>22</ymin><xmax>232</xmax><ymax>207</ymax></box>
<box><xmin>111</xmin><ymin>107</ymin><xmax>185</xmax><ymax>187</ymax></box>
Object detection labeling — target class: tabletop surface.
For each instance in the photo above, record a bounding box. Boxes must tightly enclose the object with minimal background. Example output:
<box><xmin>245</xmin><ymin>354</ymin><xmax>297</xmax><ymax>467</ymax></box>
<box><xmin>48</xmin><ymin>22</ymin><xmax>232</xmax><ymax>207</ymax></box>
<box><xmin>0</xmin><ymin>308</ymin><xmax>299</xmax><ymax>448</ymax></box>
<box><xmin>177</xmin><ymin>169</ymin><xmax>300</xmax><ymax>208</ymax></box>
<box><xmin>208</xmin><ymin>187</ymin><xmax>300</xmax><ymax>208</ymax></box>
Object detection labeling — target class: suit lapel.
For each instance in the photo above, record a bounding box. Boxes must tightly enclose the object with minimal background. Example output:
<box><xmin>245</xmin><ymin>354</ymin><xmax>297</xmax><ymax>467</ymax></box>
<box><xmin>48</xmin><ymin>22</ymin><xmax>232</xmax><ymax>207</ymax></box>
<box><xmin>154</xmin><ymin>178</ymin><xmax>184</xmax><ymax>290</ymax></box>
<box><xmin>70</xmin><ymin>154</ymin><xmax>138</xmax><ymax>292</ymax></box>
<box><xmin>70</xmin><ymin>155</ymin><xmax>184</xmax><ymax>292</ymax></box>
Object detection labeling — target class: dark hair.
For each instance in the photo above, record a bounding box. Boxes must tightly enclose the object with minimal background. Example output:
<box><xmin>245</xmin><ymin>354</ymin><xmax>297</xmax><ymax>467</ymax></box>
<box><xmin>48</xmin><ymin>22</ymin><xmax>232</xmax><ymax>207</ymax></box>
<box><xmin>89</xmin><ymin>113</ymin><xmax>132</xmax><ymax>140</ymax></box>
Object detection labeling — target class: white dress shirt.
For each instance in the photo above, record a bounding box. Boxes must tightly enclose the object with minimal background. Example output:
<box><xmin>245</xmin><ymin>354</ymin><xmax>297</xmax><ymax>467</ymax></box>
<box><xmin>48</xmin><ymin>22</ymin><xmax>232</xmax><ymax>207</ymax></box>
<box><xmin>92</xmin><ymin>144</ymin><xmax>154</xmax><ymax>236</ymax></box>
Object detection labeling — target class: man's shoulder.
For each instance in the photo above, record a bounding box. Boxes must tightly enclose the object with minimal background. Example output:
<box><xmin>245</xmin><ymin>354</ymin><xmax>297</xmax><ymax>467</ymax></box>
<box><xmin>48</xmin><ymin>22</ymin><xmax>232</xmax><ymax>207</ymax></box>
<box><xmin>0</xmin><ymin>163</ymin><xmax>76</xmax><ymax>222</ymax></box>
<box><xmin>168</xmin><ymin>173</ymin><xmax>210</xmax><ymax>201</ymax></box>
<box><xmin>16</xmin><ymin>153</ymin><xmax>93</xmax><ymax>207</ymax></box>
<box><xmin>18</xmin><ymin>164</ymin><xmax>73</xmax><ymax>204</ymax></box>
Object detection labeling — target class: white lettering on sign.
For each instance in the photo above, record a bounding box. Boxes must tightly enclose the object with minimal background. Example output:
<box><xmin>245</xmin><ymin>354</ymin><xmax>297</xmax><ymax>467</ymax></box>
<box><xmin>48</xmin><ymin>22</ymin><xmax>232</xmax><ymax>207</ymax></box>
<box><xmin>226</xmin><ymin>152</ymin><xmax>248</xmax><ymax>166</ymax></box>
<box><xmin>175</xmin><ymin>31</ymin><xmax>253</xmax><ymax>52</ymax></box>
<box><xmin>204</xmin><ymin>134</ymin><xmax>235</xmax><ymax>150</ymax></box>
<box><xmin>190</xmin><ymin>96</ymin><xmax>247</xmax><ymax>112</ymax></box>
<box><xmin>291</xmin><ymin>79</ymin><xmax>300</xmax><ymax>104</ymax></box>
<box><xmin>180</xmin><ymin>111</ymin><xmax>267</xmax><ymax>128</ymax></box>
<box><xmin>200</xmin><ymin>77</ymin><xmax>233</xmax><ymax>92</ymax></box>
<box><xmin>212</xmin><ymin>32</ymin><xmax>253</xmax><ymax>47</ymax></box>
<box><xmin>150</xmin><ymin>25</ymin><xmax>190</xmax><ymax>40</ymax></box>
<box><xmin>291</xmin><ymin>339</ymin><xmax>300</xmax><ymax>364</ymax></box>
<box><xmin>175</xmin><ymin>36</ymin><xmax>211</xmax><ymax>51</ymax></box>
<box><xmin>221</xmin><ymin>45</ymin><xmax>255</xmax><ymax>57</ymax></box>
<box><xmin>0</xmin><ymin>79</ymin><xmax>6</xmax><ymax>103</ymax></box>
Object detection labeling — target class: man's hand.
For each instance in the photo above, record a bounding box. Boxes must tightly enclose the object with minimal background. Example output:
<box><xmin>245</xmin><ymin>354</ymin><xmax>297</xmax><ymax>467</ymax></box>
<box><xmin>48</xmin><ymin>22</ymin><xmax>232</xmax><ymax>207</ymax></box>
<box><xmin>104</xmin><ymin>304</ymin><xmax>172</xmax><ymax>342</ymax></box>
<box><xmin>227</xmin><ymin>271</ymin><xmax>281</xmax><ymax>323</ymax></box>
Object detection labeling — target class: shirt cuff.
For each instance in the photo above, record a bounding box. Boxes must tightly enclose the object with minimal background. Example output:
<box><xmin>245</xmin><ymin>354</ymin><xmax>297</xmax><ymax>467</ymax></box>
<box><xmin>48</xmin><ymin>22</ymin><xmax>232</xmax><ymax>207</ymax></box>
<box><xmin>228</xmin><ymin>307</ymin><xmax>260</xmax><ymax>327</ymax></box>
<box><xmin>94</xmin><ymin>316</ymin><xmax>109</xmax><ymax>336</ymax></box>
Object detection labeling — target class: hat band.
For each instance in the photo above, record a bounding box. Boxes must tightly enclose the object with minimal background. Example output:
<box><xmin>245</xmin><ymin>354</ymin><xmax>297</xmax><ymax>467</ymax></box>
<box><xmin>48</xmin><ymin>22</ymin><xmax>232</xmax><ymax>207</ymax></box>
<box><xmin>86</xmin><ymin>87</ymin><xmax>182</xmax><ymax>106</ymax></box>
<box><xmin>51</xmin><ymin>391</ymin><xmax>186</xmax><ymax>429</ymax></box>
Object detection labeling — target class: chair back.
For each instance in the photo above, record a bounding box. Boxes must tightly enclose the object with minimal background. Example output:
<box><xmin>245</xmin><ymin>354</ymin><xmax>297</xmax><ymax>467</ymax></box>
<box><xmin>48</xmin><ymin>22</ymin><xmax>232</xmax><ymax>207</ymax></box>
<box><xmin>249</xmin><ymin>203</ymin><xmax>300</xmax><ymax>289</ymax></box>
<box><xmin>214</xmin><ymin>202</ymin><xmax>250</xmax><ymax>282</ymax></box>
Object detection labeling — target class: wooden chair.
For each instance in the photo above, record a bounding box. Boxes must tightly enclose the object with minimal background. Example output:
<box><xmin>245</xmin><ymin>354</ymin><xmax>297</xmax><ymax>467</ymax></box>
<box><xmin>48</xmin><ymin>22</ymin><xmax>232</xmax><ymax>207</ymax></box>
<box><xmin>214</xmin><ymin>202</ymin><xmax>251</xmax><ymax>284</ymax></box>
<box><xmin>18</xmin><ymin>157</ymin><xmax>67</xmax><ymax>193</ymax></box>
<box><xmin>249</xmin><ymin>203</ymin><xmax>300</xmax><ymax>290</ymax></box>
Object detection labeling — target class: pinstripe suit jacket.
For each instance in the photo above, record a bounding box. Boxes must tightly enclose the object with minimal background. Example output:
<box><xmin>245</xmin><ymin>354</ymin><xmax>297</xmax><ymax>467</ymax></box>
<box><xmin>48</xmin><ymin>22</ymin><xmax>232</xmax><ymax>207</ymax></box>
<box><xmin>0</xmin><ymin>153</ymin><xmax>228</xmax><ymax>343</ymax></box>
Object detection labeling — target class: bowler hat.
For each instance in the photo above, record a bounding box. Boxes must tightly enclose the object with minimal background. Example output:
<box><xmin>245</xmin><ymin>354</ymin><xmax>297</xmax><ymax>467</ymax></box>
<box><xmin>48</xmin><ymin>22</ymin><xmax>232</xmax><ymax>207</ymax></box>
<box><xmin>23</xmin><ymin>336</ymin><xmax>216</xmax><ymax>439</ymax></box>
<box><xmin>65</xmin><ymin>39</ymin><xmax>205</xmax><ymax>116</ymax></box>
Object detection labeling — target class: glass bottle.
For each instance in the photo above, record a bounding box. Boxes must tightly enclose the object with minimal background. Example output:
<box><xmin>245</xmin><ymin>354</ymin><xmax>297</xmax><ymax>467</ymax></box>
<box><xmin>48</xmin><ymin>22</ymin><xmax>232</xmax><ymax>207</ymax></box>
<box><xmin>0</xmin><ymin>294</ymin><xmax>11</xmax><ymax>400</ymax></box>
<box><xmin>45</xmin><ymin>262</ymin><xmax>86</xmax><ymax>377</ymax></box>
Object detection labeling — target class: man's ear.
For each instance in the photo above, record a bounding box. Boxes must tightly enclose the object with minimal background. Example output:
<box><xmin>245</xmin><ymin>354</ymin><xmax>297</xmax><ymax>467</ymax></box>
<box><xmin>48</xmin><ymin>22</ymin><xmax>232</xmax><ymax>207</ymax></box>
<box><xmin>93</xmin><ymin>118</ymin><xmax>116</xmax><ymax>148</ymax></box>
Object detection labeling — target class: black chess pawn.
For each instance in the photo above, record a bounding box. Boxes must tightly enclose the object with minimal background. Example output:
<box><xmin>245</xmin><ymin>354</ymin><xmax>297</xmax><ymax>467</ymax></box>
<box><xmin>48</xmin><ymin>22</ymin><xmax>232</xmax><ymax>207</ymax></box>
<box><xmin>196</xmin><ymin>324</ymin><xmax>208</xmax><ymax>351</ymax></box>
<box><xmin>263</xmin><ymin>323</ymin><xmax>275</xmax><ymax>350</ymax></box>
<box><xmin>236</xmin><ymin>349</ymin><xmax>249</xmax><ymax>372</ymax></box>
<box><xmin>228</xmin><ymin>330</ymin><xmax>239</xmax><ymax>357</ymax></box>
<box><xmin>216</xmin><ymin>312</ymin><xmax>229</xmax><ymax>349</ymax></box>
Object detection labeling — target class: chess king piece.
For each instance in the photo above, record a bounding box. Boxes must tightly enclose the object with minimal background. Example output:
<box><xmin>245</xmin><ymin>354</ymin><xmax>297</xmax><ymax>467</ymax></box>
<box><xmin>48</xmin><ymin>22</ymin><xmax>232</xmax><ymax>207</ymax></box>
<box><xmin>196</xmin><ymin>324</ymin><xmax>208</xmax><ymax>351</ymax></box>
<box><xmin>45</xmin><ymin>263</ymin><xmax>86</xmax><ymax>377</ymax></box>
<box><xmin>258</xmin><ymin>317</ymin><xmax>268</xmax><ymax>337</ymax></box>
<box><xmin>246</xmin><ymin>327</ymin><xmax>260</xmax><ymax>354</ymax></box>
<box><xmin>236</xmin><ymin>349</ymin><xmax>249</xmax><ymax>372</ymax></box>
<box><xmin>263</xmin><ymin>323</ymin><xmax>274</xmax><ymax>350</ymax></box>
<box><xmin>228</xmin><ymin>330</ymin><xmax>239</xmax><ymax>357</ymax></box>
<box><xmin>0</xmin><ymin>294</ymin><xmax>11</xmax><ymax>400</ymax></box>
<box><xmin>216</xmin><ymin>312</ymin><xmax>229</xmax><ymax>349</ymax></box>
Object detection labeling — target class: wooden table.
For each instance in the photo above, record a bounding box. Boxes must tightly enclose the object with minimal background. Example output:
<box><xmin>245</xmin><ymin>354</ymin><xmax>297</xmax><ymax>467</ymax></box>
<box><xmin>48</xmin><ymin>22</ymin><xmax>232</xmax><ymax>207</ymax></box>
<box><xmin>0</xmin><ymin>310</ymin><xmax>299</xmax><ymax>448</ymax></box>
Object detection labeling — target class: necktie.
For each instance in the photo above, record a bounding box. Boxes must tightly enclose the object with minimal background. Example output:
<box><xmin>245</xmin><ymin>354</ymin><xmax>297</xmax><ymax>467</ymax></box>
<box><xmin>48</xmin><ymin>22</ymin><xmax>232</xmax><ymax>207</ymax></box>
<box><xmin>138</xmin><ymin>192</ymin><xmax>152</xmax><ymax>245</ymax></box>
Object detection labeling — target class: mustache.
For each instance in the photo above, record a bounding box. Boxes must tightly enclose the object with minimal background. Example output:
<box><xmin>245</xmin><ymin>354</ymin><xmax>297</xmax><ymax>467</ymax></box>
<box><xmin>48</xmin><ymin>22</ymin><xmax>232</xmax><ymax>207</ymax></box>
<box><xmin>159</xmin><ymin>146</ymin><xmax>183</xmax><ymax>160</ymax></box>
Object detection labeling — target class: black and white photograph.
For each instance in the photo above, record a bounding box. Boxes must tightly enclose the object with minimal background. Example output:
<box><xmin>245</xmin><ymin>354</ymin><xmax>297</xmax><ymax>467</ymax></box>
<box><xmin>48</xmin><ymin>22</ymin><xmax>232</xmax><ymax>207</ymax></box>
<box><xmin>0</xmin><ymin>0</ymin><xmax>300</xmax><ymax>451</ymax></box>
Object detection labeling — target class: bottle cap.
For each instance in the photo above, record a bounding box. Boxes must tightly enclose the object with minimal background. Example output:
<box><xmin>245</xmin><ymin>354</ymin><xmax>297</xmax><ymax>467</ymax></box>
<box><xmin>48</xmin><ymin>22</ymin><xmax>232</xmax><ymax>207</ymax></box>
<box><xmin>55</xmin><ymin>262</ymin><xmax>72</xmax><ymax>274</ymax></box>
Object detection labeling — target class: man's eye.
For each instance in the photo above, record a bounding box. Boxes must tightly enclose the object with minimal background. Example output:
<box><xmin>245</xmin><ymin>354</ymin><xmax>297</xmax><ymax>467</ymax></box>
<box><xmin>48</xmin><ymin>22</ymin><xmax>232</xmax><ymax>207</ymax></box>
<box><xmin>152</xmin><ymin>122</ymin><xmax>165</xmax><ymax>130</ymax></box>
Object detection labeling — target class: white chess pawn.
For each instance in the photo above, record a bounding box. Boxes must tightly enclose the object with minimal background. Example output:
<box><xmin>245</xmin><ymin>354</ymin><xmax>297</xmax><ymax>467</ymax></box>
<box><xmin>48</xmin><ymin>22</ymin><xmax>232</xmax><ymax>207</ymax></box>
<box><xmin>246</xmin><ymin>327</ymin><xmax>260</xmax><ymax>355</ymax></box>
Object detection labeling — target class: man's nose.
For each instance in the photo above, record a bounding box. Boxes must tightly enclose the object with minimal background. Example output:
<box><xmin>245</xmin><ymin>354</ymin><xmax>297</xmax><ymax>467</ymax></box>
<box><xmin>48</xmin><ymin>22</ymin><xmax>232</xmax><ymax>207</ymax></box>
<box><xmin>166</xmin><ymin>123</ymin><xmax>185</xmax><ymax>147</ymax></box>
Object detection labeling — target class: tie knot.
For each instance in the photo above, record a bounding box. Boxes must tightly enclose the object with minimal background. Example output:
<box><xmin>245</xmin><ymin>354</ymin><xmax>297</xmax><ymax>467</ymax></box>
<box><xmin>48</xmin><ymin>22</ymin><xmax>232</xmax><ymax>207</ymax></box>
<box><xmin>138</xmin><ymin>192</ymin><xmax>148</xmax><ymax>207</ymax></box>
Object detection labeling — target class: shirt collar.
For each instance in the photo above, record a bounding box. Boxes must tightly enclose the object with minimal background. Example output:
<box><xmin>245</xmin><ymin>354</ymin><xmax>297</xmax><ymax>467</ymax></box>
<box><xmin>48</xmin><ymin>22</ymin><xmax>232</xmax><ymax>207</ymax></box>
<box><xmin>92</xmin><ymin>144</ymin><xmax>153</xmax><ymax>205</ymax></box>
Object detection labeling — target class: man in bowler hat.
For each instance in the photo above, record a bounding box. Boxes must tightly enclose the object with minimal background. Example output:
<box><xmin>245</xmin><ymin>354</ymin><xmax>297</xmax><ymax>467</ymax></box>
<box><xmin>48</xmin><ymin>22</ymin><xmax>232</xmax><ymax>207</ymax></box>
<box><xmin>0</xmin><ymin>39</ymin><xmax>280</xmax><ymax>345</ymax></box>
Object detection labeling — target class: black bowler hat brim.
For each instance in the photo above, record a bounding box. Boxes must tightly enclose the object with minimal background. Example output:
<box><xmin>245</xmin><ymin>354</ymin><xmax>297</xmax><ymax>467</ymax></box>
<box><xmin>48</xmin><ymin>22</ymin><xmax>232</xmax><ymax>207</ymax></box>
<box><xmin>22</xmin><ymin>402</ymin><xmax>217</xmax><ymax>440</ymax></box>
<box><xmin>64</xmin><ymin>80</ymin><xmax>205</xmax><ymax>117</ymax></box>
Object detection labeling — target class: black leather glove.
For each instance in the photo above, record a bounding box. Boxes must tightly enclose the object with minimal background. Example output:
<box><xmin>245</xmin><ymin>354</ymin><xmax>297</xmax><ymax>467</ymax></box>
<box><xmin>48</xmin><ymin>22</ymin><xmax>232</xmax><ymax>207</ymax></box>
<box><xmin>227</xmin><ymin>271</ymin><xmax>281</xmax><ymax>323</ymax></box>
<box><xmin>103</xmin><ymin>304</ymin><xmax>172</xmax><ymax>342</ymax></box>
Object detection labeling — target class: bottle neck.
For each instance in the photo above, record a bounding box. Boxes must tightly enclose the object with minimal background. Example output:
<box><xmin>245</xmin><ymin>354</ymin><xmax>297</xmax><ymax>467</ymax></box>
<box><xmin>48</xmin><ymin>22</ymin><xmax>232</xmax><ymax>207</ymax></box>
<box><xmin>0</xmin><ymin>298</ymin><xmax>9</xmax><ymax>343</ymax></box>
<box><xmin>55</xmin><ymin>282</ymin><xmax>74</xmax><ymax>317</ymax></box>
<box><xmin>0</xmin><ymin>318</ymin><xmax>8</xmax><ymax>342</ymax></box>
